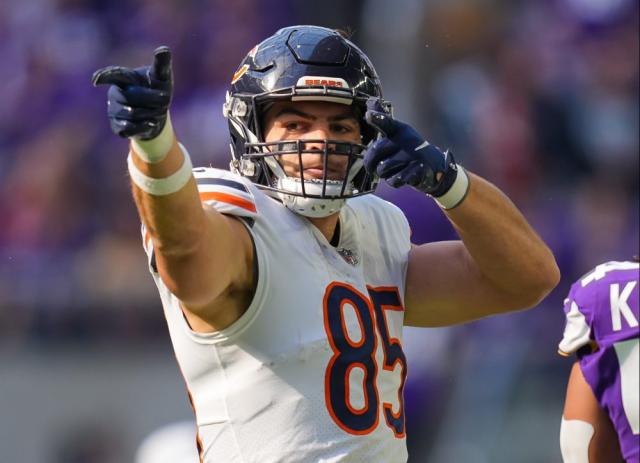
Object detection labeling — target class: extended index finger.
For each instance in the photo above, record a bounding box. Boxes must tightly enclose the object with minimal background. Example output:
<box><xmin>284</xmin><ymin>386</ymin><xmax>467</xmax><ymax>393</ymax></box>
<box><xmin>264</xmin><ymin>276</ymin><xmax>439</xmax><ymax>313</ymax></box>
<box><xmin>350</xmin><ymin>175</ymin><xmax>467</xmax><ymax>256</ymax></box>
<box><xmin>365</xmin><ymin>110</ymin><xmax>399</xmax><ymax>138</ymax></box>
<box><xmin>150</xmin><ymin>46</ymin><xmax>172</xmax><ymax>82</ymax></box>
<box><xmin>364</xmin><ymin>97</ymin><xmax>398</xmax><ymax>138</ymax></box>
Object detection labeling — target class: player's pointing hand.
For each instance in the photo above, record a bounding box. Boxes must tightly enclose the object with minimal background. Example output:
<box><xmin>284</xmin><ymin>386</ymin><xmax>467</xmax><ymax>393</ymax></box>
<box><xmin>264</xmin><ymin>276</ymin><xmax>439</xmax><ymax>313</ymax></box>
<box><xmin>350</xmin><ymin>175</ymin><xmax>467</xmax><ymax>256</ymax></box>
<box><xmin>363</xmin><ymin>98</ymin><xmax>461</xmax><ymax>199</ymax></box>
<box><xmin>92</xmin><ymin>46</ymin><xmax>173</xmax><ymax>140</ymax></box>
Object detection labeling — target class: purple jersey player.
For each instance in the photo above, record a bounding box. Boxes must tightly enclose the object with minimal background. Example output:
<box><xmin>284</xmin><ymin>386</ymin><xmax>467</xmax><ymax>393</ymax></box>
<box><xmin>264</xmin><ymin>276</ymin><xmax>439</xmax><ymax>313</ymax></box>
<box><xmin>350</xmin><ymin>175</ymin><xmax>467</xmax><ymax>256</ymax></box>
<box><xmin>559</xmin><ymin>260</ymin><xmax>639</xmax><ymax>463</ymax></box>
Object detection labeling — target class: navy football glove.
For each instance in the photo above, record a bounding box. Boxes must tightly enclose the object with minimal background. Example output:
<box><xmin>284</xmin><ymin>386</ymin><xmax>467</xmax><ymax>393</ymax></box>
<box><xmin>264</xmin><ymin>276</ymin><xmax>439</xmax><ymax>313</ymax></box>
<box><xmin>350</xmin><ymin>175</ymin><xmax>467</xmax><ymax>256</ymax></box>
<box><xmin>364</xmin><ymin>99</ymin><xmax>459</xmax><ymax>197</ymax></box>
<box><xmin>92</xmin><ymin>46</ymin><xmax>173</xmax><ymax>140</ymax></box>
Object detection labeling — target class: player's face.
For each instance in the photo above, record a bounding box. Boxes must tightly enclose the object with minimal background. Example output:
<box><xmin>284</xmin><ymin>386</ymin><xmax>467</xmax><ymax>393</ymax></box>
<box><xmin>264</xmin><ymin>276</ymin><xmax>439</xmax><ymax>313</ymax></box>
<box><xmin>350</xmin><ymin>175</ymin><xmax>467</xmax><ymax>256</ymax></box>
<box><xmin>263</xmin><ymin>101</ymin><xmax>362</xmax><ymax>180</ymax></box>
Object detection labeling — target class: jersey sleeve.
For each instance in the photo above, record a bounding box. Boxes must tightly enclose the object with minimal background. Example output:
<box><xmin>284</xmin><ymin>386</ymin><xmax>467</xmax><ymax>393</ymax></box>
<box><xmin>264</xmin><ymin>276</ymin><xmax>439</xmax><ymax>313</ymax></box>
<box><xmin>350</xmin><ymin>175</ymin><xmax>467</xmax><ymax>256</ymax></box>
<box><xmin>138</xmin><ymin>167</ymin><xmax>258</xmax><ymax>274</ymax></box>
<box><xmin>558</xmin><ymin>279</ymin><xmax>596</xmax><ymax>357</ymax></box>
<box><xmin>193</xmin><ymin>167</ymin><xmax>257</xmax><ymax>219</ymax></box>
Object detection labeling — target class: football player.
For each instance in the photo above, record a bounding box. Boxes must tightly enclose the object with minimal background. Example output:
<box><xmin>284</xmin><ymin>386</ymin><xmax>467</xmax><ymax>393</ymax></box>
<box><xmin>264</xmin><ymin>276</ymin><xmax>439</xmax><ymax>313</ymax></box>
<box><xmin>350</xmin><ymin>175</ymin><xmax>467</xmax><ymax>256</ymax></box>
<box><xmin>559</xmin><ymin>259</ymin><xmax>639</xmax><ymax>463</ymax></box>
<box><xmin>93</xmin><ymin>26</ymin><xmax>559</xmax><ymax>462</ymax></box>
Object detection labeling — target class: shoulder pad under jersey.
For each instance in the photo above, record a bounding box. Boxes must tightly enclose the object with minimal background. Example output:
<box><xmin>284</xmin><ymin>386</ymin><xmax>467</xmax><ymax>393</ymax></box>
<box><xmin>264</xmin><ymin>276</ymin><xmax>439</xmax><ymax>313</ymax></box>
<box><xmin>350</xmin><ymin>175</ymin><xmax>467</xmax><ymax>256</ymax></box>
<box><xmin>193</xmin><ymin>167</ymin><xmax>257</xmax><ymax>219</ymax></box>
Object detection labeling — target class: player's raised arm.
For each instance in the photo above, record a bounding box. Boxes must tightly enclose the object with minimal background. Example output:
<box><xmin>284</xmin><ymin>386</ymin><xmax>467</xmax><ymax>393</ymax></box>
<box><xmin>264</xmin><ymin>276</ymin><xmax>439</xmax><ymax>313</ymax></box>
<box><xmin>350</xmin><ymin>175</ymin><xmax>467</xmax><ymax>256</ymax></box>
<box><xmin>362</xmin><ymin>100</ymin><xmax>560</xmax><ymax>327</ymax></box>
<box><xmin>92</xmin><ymin>47</ymin><xmax>254</xmax><ymax>330</ymax></box>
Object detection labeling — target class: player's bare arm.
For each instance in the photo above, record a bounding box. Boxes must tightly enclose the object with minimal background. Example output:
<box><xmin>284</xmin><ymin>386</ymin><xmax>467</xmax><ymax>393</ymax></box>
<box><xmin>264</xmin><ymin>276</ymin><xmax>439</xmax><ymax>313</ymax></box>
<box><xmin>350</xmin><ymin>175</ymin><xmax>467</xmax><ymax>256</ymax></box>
<box><xmin>93</xmin><ymin>47</ymin><xmax>254</xmax><ymax>332</ymax></box>
<box><xmin>404</xmin><ymin>172</ymin><xmax>559</xmax><ymax>326</ymax></box>
<box><xmin>561</xmin><ymin>362</ymin><xmax>625</xmax><ymax>463</ymax></box>
<box><xmin>362</xmin><ymin>100</ymin><xmax>559</xmax><ymax>327</ymax></box>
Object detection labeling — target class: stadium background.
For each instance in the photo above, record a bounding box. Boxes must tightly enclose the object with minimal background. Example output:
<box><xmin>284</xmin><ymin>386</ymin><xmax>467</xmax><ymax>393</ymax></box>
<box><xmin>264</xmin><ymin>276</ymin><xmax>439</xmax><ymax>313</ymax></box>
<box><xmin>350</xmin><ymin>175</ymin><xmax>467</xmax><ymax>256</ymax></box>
<box><xmin>0</xmin><ymin>0</ymin><xmax>637</xmax><ymax>461</ymax></box>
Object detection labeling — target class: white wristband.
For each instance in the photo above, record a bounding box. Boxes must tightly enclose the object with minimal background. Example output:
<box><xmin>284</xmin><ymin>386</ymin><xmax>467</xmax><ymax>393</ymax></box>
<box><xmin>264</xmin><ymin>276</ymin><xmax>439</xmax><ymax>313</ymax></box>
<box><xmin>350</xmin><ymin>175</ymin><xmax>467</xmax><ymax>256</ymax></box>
<box><xmin>435</xmin><ymin>165</ymin><xmax>470</xmax><ymax>210</ymax></box>
<box><xmin>127</xmin><ymin>143</ymin><xmax>193</xmax><ymax>196</ymax></box>
<box><xmin>131</xmin><ymin>113</ymin><xmax>175</xmax><ymax>163</ymax></box>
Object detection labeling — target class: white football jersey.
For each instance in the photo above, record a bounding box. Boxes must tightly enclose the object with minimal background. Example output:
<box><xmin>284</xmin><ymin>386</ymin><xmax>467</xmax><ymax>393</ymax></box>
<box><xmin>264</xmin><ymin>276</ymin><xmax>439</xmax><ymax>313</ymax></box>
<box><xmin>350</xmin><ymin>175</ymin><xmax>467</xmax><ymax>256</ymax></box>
<box><xmin>141</xmin><ymin>168</ymin><xmax>412</xmax><ymax>463</ymax></box>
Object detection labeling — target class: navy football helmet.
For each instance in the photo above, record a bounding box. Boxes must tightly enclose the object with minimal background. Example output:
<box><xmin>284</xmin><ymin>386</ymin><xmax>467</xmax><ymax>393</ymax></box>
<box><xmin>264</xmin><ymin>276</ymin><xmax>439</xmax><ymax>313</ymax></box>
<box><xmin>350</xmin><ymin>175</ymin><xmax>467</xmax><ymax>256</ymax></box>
<box><xmin>223</xmin><ymin>25</ymin><xmax>392</xmax><ymax>217</ymax></box>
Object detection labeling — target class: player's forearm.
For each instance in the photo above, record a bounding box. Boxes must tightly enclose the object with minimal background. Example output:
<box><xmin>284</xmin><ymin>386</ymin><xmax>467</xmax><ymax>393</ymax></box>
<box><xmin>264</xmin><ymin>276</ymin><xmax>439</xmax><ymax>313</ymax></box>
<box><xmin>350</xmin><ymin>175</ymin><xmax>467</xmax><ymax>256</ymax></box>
<box><xmin>130</xmin><ymin>138</ymin><xmax>206</xmax><ymax>258</ymax></box>
<box><xmin>445</xmin><ymin>172</ymin><xmax>560</xmax><ymax>308</ymax></box>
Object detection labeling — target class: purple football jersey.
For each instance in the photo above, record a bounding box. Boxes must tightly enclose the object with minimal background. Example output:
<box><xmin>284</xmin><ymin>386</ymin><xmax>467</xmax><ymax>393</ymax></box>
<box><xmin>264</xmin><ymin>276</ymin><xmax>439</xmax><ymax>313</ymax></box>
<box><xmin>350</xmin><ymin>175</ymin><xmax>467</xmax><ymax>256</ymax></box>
<box><xmin>559</xmin><ymin>261</ymin><xmax>640</xmax><ymax>462</ymax></box>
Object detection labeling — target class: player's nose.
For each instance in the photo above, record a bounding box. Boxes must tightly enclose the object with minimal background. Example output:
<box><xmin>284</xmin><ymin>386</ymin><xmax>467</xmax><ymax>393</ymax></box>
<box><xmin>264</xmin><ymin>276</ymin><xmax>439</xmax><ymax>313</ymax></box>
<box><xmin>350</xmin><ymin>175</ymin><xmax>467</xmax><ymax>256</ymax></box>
<box><xmin>300</xmin><ymin>127</ymin><xmax>336</xmax><ymax>152</ymax></box>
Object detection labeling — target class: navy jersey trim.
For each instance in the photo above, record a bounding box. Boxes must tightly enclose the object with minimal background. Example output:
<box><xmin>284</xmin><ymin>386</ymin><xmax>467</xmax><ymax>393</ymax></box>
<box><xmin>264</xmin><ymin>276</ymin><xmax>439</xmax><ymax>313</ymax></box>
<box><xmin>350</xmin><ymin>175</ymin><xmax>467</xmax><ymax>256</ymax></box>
<box><xmin>196</xmin><ymin>177</ymin><xmax>249</xmax><ymax>193</ymax></box>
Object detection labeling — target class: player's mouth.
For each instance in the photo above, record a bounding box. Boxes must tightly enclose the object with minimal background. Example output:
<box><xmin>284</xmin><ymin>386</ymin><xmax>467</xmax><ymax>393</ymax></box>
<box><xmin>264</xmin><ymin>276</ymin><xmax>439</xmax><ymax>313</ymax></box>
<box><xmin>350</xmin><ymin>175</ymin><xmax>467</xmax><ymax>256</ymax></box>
<box><xmin>301</xmin><ymin>166</ymin><xmax>345</xmax><ymax>181</ymax></box>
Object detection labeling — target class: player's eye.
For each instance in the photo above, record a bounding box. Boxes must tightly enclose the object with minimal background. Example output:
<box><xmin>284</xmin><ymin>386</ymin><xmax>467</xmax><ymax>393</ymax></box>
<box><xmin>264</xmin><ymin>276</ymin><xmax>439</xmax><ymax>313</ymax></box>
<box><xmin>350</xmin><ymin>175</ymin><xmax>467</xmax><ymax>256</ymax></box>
<box><xmin>330</xmin><ymin>122</ymin><xmax>357</xmax><ymax>135</ymax></box>
<box><xmin>282</xmin><ymin>120</ymin><xmax>307</xmax><ymax>132</ymax></box>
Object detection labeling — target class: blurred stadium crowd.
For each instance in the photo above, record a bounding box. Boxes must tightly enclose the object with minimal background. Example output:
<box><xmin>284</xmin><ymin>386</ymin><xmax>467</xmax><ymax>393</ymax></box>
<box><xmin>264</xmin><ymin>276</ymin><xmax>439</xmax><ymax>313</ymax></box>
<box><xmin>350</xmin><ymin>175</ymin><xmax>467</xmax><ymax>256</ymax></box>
<box><xmin>0</xmin><ymin>0</ymin><xmax>637</xmax><ymax>461</ymax></box>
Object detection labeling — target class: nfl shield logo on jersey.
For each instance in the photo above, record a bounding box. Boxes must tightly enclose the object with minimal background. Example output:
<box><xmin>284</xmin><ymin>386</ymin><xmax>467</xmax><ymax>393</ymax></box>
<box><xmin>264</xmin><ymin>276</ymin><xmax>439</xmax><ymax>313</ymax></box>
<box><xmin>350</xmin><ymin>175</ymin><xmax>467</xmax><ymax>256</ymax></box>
<box><xmin>337</xmin><ymin>248</ymin><xmax>359</xmax><ymax>266</ymax></box>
